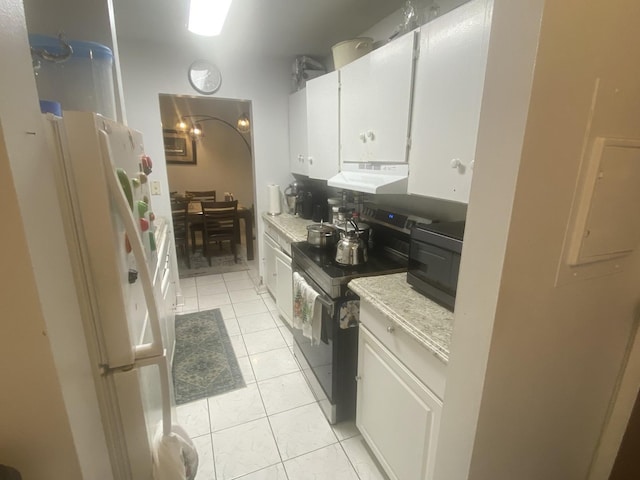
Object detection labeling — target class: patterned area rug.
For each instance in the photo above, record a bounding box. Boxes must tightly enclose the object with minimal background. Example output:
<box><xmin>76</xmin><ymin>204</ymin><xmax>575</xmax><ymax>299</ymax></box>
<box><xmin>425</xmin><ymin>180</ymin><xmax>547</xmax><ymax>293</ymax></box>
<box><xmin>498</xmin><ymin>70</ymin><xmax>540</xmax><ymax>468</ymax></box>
<box><xmin>172</xmin><ymin>309</ymin><xmax>245</xmax><ymax>404</ymax></box>
<box><xmin>178</xmin><ymin>244</ymin><xmax>249</xmax><ymax>279</ymax></box>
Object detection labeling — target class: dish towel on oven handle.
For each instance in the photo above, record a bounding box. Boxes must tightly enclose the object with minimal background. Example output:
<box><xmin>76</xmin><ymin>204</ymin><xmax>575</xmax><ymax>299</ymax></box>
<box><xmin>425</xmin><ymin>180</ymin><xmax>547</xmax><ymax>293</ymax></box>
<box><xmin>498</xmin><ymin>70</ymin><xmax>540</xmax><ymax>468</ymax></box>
<box><xmin>292</xmin><ymin>272</ymin><xmax>322</xmax><ymax>345</ymax></box>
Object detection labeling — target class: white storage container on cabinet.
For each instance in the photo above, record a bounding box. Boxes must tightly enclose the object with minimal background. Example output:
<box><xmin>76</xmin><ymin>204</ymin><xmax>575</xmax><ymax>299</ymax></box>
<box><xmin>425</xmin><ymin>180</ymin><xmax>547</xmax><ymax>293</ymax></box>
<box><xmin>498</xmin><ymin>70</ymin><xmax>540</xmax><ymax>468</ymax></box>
<box><xmin>306</xmin><ymin>70</ymin><xmax>340</xmax><ymax>180</ymax></box>
<box><xmin>340</xmin><ymin>31</ymin><xmax>417</xmax><ymax>164</ymax></box>
<box><xmin>289</xmin><ymin>88</ymin><xmax>308</xmax><ymax>175</ymax></box>
<box><xmin>408</xmin><ymin>0</ymin><xmax>492</xmax><ymax>203</ymax></box>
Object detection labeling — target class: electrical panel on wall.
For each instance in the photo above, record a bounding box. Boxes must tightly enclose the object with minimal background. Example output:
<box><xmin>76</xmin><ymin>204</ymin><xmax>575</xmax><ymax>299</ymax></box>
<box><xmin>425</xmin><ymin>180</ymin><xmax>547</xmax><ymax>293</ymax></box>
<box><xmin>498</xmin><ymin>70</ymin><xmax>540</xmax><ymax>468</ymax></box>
<box><xmin>556</xmin><ymin>136</ymin><xmax>640</xmax><ymax>285</ymax></box>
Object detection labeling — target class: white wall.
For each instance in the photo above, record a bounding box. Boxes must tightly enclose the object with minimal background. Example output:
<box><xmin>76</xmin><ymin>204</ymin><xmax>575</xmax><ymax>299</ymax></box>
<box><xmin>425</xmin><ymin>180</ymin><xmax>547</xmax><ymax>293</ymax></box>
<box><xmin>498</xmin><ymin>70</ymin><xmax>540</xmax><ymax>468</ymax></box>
<box><xmin>436</xmin><ymin>0</ymin><xmax>640</xmax><ymax>478</ymax></box>
<box><xmin>23</xmin><ymin>0</ymin><xmax>113</xmax><ymax>47</ymax></box>
<box><xmin>117</xmin><ymin>37</ymin><xmax>293</xmax><ymax>277</ymax></box>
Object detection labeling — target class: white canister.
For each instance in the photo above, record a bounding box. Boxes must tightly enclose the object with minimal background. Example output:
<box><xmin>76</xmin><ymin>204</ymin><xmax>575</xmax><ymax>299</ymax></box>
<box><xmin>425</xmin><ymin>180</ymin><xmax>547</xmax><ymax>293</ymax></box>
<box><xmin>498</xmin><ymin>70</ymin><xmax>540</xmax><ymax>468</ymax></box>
<box><xmin>331</xmin><ymin>37</ymin><xmax>373</xmax><ymax>69</ymax></box>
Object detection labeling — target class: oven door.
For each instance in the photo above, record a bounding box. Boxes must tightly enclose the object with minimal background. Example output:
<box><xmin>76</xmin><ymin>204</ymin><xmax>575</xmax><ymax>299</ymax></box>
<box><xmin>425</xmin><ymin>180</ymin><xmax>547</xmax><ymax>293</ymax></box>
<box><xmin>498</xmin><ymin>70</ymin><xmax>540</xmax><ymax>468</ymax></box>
<box><xmin>290</xmin><ymin>267</ymin><xmax>339</xmax><ymax>421</ymax></box>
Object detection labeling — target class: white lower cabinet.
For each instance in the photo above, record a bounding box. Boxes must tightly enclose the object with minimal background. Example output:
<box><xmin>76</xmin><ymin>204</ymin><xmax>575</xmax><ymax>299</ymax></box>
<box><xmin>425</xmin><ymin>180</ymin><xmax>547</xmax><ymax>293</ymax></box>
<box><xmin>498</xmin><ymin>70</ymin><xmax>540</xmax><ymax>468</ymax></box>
<box><xmin>263</xmin><ymin>232</ymin><xmax>279</xmax><ymax>297</ymax></box>
<box><xmin>357</xmin><ymin>323</ymin><xmax>442</xmax><ymax>480</ymax></box>
<box><xmin>263</xmin><ymin>223</ymin><xmax>295</xmax><ymax>326</ymax></box>
<box><xmin>274</xmin><ymin>248</ymin><xmax>293</xmax><ymax>327</ymax></box>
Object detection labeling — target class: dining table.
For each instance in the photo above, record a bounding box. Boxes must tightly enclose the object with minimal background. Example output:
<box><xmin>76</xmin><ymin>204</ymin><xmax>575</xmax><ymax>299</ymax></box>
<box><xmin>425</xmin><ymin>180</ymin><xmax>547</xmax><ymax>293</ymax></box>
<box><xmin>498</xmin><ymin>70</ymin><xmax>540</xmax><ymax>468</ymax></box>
<box><xmin>187</xmin><ymin>201</ymin><xmax>255</xmax><ymax>260</ymax></box>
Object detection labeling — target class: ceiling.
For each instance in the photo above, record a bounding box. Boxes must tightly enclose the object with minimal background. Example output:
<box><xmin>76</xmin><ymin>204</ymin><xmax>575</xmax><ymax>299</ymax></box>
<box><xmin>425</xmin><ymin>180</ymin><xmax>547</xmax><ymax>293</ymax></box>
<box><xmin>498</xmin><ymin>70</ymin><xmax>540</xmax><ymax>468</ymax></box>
<box><xmin>113</xmin><ymin>0</ymin><xmax>407</xmax><ymax>58</ymax></box>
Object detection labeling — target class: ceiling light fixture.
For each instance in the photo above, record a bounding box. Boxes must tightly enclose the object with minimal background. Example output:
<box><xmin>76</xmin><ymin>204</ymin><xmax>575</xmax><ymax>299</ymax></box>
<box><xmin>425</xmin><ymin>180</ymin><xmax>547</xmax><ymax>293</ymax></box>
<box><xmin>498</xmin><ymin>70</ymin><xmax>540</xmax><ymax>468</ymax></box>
<box><xmin>188</xmin><ymin>0</ymin><xmax>233</xmax><ymax>36</ymax></box>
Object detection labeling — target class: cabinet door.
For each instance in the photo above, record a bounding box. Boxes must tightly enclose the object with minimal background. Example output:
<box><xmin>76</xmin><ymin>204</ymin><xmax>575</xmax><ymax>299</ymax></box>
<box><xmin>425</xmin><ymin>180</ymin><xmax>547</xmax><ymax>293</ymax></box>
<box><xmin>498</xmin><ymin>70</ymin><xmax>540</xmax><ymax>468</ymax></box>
<box><xmin>340</xmin><ymin>31</ymin><xmax>416</xmax><ymax>164</ymax></box>
<box><xmin>340</xmin><ymin>53</ymin><xmax>371</xmax><ymax>163</ymax></box>
<box><xmin>367</xmin><ymin>31</ymin><xmax>417</xmax><ymax>163</ymax></box>
<box><xmin>306</xmin><ymin>71</ymin><xmax>339</xmax><ymax>180</ymax></box>
<box><xmin>274</xmin><ymin>249</ymin><xmax>293</xmax><ymax>327</ymax></box>
<box><xmin>356</xmin><ymin>326</ymin><xmax>442</xmax><ymax>480</ymax></box>
<box><xmin>408</xmin><ymin>0</ymin><xmax>491</xmax><ymax>203</ymax></box>
<box><xmin>263</xmin><ymin>233</ymin><xmax>278</xmax><ymax>297</ymax></box>
<box><xmin>288</xmin><ymin>88</ymin><xmax>308</xmax><ymax>175</ymax></box>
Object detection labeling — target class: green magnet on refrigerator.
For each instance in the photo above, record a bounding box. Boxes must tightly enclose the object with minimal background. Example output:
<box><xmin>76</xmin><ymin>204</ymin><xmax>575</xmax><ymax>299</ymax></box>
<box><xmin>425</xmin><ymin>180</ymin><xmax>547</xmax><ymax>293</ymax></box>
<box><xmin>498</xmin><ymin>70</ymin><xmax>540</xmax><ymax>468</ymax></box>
<box><xmin>116</xmin><ymin>168</ymin><xmax>133</xmax><ymax>210</ymax></box>
<box><xmin>137</xmin><ymin>200</ymin><xmax>149</xmax><ymax>217</ymax></box>
<box><xmin>149</xmin><ymin>232</ymin><xmax>156</xmax><ymax>251</ymax></box>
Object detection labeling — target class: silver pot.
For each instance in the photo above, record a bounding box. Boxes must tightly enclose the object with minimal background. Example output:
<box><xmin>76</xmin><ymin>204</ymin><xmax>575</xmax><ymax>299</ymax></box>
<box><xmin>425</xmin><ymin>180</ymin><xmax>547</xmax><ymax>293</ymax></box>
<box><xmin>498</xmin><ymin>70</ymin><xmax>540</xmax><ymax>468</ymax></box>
<box><xmin>306</xmin><ymin>223</ymin><xmax>338</xmax><ymax>248</ymax></box>
<box><xmin>335</xmin><ymin>231</ymin><xmax>368</xmax><ymax>265</ymax></box>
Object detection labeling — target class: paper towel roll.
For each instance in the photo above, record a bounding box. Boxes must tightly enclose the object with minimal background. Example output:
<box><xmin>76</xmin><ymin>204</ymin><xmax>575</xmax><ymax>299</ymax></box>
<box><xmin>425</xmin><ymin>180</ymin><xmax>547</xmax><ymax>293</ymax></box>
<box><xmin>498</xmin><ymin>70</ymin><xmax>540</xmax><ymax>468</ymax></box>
<box><xmin>267</xmin><ymin>184</ymin><xmax>281</xmax><ymax>215</ymax></box>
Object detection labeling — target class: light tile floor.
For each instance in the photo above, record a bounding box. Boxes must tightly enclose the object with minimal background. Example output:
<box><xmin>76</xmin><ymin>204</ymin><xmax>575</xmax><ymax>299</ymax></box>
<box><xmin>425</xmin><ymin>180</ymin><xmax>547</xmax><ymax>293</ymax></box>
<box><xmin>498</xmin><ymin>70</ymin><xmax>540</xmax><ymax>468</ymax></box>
<box><xmin>174</xmin><ymin>269</ymin><xmax>388</xmax><ymax>480</ymax></box>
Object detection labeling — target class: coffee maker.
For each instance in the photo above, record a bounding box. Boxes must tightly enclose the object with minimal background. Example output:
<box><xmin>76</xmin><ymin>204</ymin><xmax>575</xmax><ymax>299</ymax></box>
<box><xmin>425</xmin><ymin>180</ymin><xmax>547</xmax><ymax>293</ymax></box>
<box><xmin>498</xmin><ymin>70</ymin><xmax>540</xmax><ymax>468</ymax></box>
<box><xmin>283</xmin><ymin>181</ymin><xmax>301</xmax><ymax>215</ymax></box>
<box><xmin>296</xmin><ymin>188</ymin><xmax>327</xmax><ymax>221</ymax></box>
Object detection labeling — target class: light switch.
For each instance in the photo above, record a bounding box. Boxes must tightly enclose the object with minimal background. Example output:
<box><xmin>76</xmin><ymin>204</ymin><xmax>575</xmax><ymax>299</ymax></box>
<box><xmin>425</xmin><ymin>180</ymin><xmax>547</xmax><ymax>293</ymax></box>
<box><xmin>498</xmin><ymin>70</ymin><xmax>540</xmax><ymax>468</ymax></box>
<box><xmin>151</xmin><ymin>180</ymin><xmax>161</xmax><ymax>195</ymax></box>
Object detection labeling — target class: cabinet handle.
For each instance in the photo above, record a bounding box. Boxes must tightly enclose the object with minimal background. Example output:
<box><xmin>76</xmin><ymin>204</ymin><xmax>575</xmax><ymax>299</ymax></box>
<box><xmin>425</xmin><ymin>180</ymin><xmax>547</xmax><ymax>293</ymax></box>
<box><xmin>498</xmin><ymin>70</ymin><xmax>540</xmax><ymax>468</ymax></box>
<box><xmin>359</xmin><ymin>133</ymin><xmax>367</xmax><ymax>143</ymax></box>
<box><xmin>366</xmin><ymin>130</ymin><xmax>375</xmax><ymax>141</ymax></box>
<box><xmin>308</xmin><ymin>157</ymin><xmax>313</xmax><ymax>165</ymax></box>
<box><xmin>451</xmin><ymin>158</ymin><xmax>467</xmax><ymax>173</ymax></box>
<box><xmin>386</xmin><ymin>325</ymin><xmax>395</xmax><ymax>333</ymax></box>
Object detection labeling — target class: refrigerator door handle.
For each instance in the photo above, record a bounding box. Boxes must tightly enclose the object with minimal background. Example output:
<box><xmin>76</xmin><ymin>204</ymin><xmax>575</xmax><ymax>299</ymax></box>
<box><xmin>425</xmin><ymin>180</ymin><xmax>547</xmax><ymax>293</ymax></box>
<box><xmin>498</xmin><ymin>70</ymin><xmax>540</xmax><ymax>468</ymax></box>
<box><xmin>98</xmin><ymin>130</ymin><xmax>171</xmax><ymax>437</ymax></box>
<box><xmin>97</xmin><ymin>130</ymin><xmax>164</xmax><ymax>360</ymax></box>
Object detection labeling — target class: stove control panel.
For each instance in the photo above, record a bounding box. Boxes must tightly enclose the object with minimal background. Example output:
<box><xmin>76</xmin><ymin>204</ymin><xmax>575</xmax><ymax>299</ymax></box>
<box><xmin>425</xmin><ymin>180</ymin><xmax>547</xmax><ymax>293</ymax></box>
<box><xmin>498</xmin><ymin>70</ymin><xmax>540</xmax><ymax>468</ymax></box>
<box><xmin>361</xmin><ymin>204</ymin><xmax>432</xmax><ymax>234</ymax></box>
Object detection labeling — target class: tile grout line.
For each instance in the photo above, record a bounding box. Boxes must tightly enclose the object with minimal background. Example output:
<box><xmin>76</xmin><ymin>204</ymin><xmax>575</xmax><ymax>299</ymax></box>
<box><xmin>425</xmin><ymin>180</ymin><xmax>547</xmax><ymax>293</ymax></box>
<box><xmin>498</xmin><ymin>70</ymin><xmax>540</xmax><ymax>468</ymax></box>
<box><xmin>238</xmin><ymin>314</ymin><xmax>291</xmax><ymax>480</ymax></box>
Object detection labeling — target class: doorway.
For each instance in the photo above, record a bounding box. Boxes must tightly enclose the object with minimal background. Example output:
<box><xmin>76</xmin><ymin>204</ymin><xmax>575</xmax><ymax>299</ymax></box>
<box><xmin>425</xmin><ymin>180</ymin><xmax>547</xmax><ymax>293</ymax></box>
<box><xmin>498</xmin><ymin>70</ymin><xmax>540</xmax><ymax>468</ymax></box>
<box><xmin>159</xmin><ymin>93</ymin><xmax>256</xmax><ymax>276</ymax></box>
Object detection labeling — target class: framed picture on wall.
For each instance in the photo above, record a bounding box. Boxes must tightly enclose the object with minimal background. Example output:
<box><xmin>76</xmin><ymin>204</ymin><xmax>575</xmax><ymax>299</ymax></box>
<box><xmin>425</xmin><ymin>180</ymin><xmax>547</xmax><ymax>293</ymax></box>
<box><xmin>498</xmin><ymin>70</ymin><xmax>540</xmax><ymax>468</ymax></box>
<box><xmin>163</xmin><ymin>129</ymin><xmax>197</xmax><ymax>165</ymax></box>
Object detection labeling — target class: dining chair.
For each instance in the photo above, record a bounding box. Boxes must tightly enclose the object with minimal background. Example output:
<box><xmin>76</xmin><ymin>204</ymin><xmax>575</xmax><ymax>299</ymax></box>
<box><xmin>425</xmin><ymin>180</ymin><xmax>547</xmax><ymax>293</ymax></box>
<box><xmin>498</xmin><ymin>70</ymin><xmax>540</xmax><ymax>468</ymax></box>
<box><xmin>201</xmin><ymin>200</ymin><xmax>239</xmax><ymax>266</ymax></box>
<box><xmin>185</xmin><ymin>190</ymin><xmax>216</xmax><ymax>253</ymax></box>
<box><xmin>170</xmin><ymin>197</ymin><xmax>191</xmax><ymax>269</ymax></box>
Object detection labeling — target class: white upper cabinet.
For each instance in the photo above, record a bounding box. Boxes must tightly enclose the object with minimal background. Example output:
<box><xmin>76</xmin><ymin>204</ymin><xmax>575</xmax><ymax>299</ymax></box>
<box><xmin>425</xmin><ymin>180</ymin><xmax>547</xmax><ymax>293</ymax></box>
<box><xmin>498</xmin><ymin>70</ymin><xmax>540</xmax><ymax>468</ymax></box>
<box><xmin>288</xmin><ymin>88</ymin><xmax>308</xmax><ymax>175</ymax></box>
<box><xmin>340</xmin><ymin>31</ymin><xmax>417</xmax><ymax>163</ymax></box>
<box><xmin>306</xmin><ymin>70</ymin><xmax>340</xmax><ymax>179</ymax></box>
<box><xmin>408</xmin><ymin>0</ymin><xmax>492</xmax><ymax>203</ymax></box>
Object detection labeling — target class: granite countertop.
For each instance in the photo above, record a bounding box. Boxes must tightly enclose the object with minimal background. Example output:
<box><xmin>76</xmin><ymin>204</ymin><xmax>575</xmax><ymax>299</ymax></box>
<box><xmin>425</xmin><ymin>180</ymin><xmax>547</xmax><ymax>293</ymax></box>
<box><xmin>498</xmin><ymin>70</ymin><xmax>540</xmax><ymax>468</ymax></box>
<box><xmin>262</xmin><ymin>212</ymin><xmax>315</xmax><ymax>243</ymax></box>
<box><xmin>349</xmin><ymin>273</ymin><xmax>454</xmax><ymax>364</ymax></box>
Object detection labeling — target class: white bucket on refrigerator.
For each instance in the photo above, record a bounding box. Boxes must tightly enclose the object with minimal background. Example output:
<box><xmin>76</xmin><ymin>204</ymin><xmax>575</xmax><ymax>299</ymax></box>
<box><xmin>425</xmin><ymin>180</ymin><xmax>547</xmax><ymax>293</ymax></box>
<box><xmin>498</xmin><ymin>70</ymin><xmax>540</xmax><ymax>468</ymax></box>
<box><xmin>331</xmin><ymin>37</ymin><xmax>373</xmax><ymax>69</ymax></box>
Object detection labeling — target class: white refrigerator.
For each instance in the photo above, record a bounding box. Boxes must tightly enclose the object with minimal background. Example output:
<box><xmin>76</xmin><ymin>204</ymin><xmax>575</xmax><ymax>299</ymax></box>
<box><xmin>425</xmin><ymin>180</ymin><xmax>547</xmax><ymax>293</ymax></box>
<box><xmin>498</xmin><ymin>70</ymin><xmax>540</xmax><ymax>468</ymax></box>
<box><xmin>44</xmin><ymin>111</ymin><xmax>193</xmax><ymax>479</ymax></box>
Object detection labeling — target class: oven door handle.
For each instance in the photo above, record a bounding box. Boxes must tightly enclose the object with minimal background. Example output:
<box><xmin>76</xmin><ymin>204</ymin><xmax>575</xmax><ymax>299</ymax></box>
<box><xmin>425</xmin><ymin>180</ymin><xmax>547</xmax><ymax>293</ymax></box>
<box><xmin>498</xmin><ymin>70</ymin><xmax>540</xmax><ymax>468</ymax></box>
<box><xmin>294</xmin><ymin>269</ymin><xmax>335</xmax><ymax>317</ymax></box>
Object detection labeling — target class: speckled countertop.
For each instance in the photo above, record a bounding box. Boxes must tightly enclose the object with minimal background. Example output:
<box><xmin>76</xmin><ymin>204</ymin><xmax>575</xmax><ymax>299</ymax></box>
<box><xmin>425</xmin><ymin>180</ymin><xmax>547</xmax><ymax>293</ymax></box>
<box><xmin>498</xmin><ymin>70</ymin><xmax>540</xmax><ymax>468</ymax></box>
<box><xmin>349</xmin><ymin>273</ymin><xmax>454</xmax><ymax>364</ymax></box>
<box><xmin>262</xmin><ymin>212</ymin><xmax>315</xmax><ymax>243</ymax></box>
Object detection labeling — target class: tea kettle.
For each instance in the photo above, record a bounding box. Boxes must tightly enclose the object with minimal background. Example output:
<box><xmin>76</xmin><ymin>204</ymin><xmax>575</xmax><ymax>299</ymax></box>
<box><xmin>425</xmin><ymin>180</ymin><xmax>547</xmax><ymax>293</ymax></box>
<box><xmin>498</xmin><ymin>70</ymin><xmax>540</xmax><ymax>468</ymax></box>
<box><xmin>335</xmin><ymin>220</ymin><xmax>368</xmax><ymax>265</ymax></box>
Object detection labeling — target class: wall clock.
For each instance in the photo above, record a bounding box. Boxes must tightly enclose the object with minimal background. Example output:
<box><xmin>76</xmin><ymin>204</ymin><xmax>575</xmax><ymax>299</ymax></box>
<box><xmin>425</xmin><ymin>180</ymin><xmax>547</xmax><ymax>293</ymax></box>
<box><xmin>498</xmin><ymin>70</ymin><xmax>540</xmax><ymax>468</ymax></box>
<box><xmin>188</xmin><ymin>60</ymin><xmax>222</xmax><ymax>95</ymax></box>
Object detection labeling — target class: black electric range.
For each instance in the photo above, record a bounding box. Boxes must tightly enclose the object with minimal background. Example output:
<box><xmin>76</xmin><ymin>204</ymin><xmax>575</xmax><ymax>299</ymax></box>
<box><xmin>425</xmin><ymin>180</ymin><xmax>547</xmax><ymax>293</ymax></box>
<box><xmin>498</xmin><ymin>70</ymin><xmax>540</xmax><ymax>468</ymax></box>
<box><xmin>288</xmin><ymin>205</ymin><xmax>432</xmax><ymax>424</ymax></box>
<box><xmin>290</xmin><ymin>240</ymin><xmax>407</xmax><ymax>299</ymax></box>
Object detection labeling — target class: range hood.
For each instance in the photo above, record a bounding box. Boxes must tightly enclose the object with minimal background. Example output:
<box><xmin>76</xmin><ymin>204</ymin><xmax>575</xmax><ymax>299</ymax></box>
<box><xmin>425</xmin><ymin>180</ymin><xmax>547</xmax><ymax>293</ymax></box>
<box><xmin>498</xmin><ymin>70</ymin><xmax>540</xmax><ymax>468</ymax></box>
<box><xmin>327</xmin><ymin>163</ymin><xmax>409</xmax><ymax>194</ymax></box>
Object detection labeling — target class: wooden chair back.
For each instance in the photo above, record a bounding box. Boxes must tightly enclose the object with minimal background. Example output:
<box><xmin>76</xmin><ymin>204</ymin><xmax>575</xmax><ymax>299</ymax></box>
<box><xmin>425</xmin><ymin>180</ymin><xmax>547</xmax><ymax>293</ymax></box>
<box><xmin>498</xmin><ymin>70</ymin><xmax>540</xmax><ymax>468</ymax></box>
<box><xmin>170</xmin><ymin>197</ymin><xmax>191</xmax><ymax>267</ymax></box>
<box><xmin>201</xmin><ymin>200</ymin><xmax>238</xmax><ymax>238</ymax></box>
<box><xmin>185</xmin><ymin>190</ymin><xmax>216</xmax><ymax>202</ymax></box>
<box><xmin>201</xmin><ymin>200</ymin><xmax>239</xmax><ymax>264</ymax></box>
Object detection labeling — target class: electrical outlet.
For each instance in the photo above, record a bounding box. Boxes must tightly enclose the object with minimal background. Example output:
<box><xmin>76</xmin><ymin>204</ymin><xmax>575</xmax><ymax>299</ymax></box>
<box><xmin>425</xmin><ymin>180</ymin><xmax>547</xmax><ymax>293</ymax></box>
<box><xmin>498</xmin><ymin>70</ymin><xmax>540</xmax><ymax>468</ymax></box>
<box><xmin>151</xmin><ymin>180</ymin><xmax>161</xmax><ymax>195</ymax></box>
